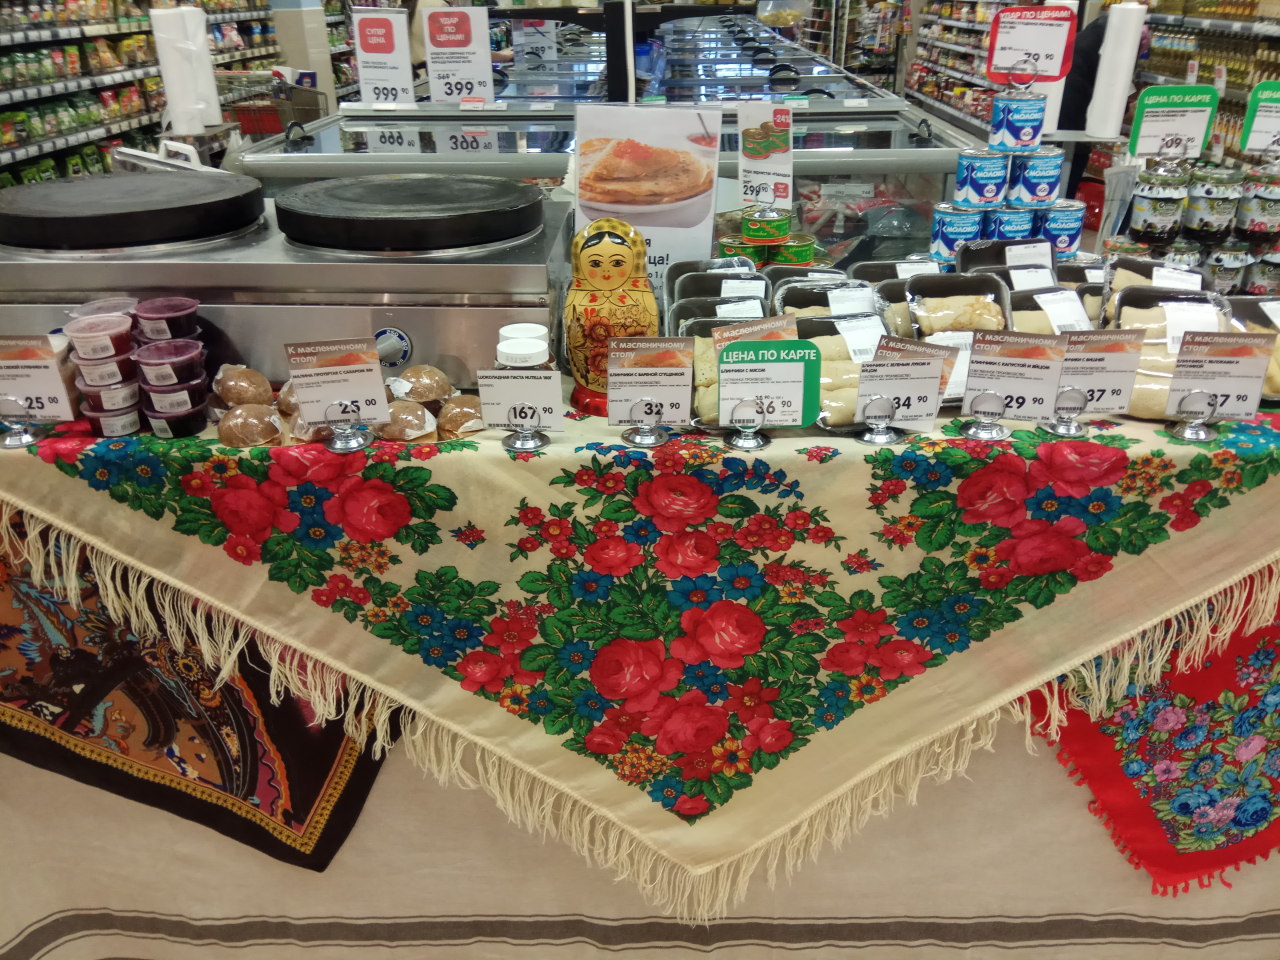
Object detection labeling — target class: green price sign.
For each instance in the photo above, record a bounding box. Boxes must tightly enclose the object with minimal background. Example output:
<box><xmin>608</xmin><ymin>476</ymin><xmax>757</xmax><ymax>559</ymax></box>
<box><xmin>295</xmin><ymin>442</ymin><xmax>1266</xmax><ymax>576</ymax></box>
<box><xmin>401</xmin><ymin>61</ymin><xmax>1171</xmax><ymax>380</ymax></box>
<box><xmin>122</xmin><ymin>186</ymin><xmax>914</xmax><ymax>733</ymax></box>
<box><xmin>1129</xmin><ymin>84</ymin><xmax>1219</xmax><ymax>158</ymax></box>
<box><xmin>717</xmin><ymin>339</ymin><xmax>821</xmax><ymax>428</ymax></box>
<box><xmin>1242</xmin><ymin>81</ymin><xmax>1280</xmax><ymax>156</ymax></box>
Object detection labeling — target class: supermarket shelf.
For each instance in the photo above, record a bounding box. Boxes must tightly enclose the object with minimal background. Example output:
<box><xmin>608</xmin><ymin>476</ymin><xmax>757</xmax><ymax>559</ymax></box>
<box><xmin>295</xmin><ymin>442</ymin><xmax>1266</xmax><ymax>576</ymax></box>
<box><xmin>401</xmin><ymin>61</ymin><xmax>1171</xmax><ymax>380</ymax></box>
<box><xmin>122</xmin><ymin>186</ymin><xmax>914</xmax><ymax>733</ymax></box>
<box><xmin>335</xmin><ymin>82</ymin><xmax>359</xmax><ymax>97</ymax></box>
<box><xmin>904</xmin><ymin>87</ymin><xmax>988</xmax><ymax>136</ymax></box>
<box><xmin>0</xmin><ymin>108</ymin><xmax>162</xmax><ymax>167</ymax></box>
<box><xmin>1136</xmin><ymin>69</ymin><xmax>1248</xmax><ymax>103</ymax></box>
<box><xmin>0</xmin><ymin>18</ymin><xmax>150</xmax><ymax>49</ymax></box>
<box><xmin>211</xmin><ymin>43</ymin><xmax>279</xmax><ymax>64</ymax></box>
<box><xmin>1143</xmin><ymin>12</ymin><xmax>1280</xmax><ymax>35</ymax></box>
<box><xmin>921</xmin><ymin>58</ymin><xmax>997</xmax><ymax>89</ymax></box>
<box><xmin>1146</xmin><ymin>12</ymin><xmax>1185</xmax><ymax>25</ymax></box>
<box><xmin>0</xmin><ymin>63</ymin><xmax>160</xmax><ymax>107</ymax></box>
<box><xmin>922</xmin><ymin>37</ymin><xmax>984</xmax><ymax>55</ymax></box>
<box><xmin>325</xmin><ymin>13</ymin><xmax>346</xmax><ymax>22</ymax></box>
<box><xmin>918</xmin><ymin>15</ymin><xmax>988</xmax><ymax>31</ymax></box>
<box><xmin>329</xmin><ymin>43</ymin><xmax>352</xmax><ymax>54</ymax></box>
<box><xmin>207</xmin><ymin>9</ymin><xmax>270</xmax><ymax>23</ymax></box>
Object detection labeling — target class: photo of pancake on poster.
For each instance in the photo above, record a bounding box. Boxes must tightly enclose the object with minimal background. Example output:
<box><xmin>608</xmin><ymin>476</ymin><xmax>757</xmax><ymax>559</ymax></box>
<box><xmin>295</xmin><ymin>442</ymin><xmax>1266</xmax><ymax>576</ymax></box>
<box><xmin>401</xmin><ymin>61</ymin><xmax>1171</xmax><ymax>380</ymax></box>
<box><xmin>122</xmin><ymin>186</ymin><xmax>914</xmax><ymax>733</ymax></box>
<box><xmin>578</xmin><ymin>138</ymin><xmax>713</xmax><ymax>207</ymax></box>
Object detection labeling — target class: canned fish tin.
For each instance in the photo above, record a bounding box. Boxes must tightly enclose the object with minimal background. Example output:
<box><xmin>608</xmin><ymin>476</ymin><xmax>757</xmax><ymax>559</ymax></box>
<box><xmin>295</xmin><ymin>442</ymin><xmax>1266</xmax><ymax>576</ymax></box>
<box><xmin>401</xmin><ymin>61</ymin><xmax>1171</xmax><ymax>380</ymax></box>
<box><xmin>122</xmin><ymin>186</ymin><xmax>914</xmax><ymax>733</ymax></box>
<box><xmin>1006</xmin><ymin>147</ymin><xmax>1064</xmax><ymax>207</ymax></box>
<box><xmin>987</xmin><ymin>91</ymin><xmax>1047</xmax><ymax>154</ymax></box>
<box><xmin>953</xmin><ymin>148</ymin><xmax>1009</xmax><ymax>208</ymax></box>
<box><xmin>1035</xmin><ymin>200</ymin><xmax>1087</xmax><ymax>260</ymax></box>
<box><xmin>984</xmin><ymin>206</ymin><xmax>1036</xmax><ymax>240</ymax></box>
<box><xmin>741</xmin><ymin>206</ymin><xmax>792</xmax><ymax>245</ymax></box>
<box><xmin>718</xmin><ymin>235</ymin><xmax>767</xmax><ymax>267</ymax></box>
<box><xmin>766</xmin><ymin>233</ymin><xmax>817</xmax><ymax>265</ymax></box>
<box><xmin>930</xmin><ymin>202</ymin><xmax>984</xmax><ymax>263</ymax></box>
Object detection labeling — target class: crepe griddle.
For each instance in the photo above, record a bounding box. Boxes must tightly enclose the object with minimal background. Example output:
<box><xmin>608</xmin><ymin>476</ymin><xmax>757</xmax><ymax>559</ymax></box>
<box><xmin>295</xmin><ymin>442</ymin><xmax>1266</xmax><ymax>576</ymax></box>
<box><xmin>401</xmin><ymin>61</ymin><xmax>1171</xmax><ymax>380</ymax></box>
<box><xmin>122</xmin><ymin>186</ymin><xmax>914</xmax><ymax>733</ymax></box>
<box><xmin>0</xmin><ymin>171</ymin><xmax>264</xmax><ymax>250</ymax></box>
<box><xmin>274</xmin><ymin>174</ymin><xmax>543</xmax><ymax>252</ymax></box>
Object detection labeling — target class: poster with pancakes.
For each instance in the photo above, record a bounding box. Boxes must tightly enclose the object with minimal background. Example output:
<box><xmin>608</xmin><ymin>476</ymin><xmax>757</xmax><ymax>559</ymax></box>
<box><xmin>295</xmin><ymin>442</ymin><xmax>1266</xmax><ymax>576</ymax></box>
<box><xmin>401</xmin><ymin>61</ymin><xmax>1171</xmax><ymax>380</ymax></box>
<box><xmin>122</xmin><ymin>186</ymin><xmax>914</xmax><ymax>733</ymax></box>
<box><xmin>574</xmin><ymin>104</ymin><xmax>722</xmax><ymax>288</ymax></box>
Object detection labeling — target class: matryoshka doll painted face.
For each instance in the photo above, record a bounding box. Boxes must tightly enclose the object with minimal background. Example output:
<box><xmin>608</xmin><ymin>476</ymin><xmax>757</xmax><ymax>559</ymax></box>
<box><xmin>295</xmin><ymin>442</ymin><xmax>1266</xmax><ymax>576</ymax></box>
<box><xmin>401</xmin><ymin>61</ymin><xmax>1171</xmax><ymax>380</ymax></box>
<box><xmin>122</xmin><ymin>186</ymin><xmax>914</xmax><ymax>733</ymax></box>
<box><xmin>578</xmin><ymin>234</ymin><xmax>635</xmax><ymax>291</ymax></box>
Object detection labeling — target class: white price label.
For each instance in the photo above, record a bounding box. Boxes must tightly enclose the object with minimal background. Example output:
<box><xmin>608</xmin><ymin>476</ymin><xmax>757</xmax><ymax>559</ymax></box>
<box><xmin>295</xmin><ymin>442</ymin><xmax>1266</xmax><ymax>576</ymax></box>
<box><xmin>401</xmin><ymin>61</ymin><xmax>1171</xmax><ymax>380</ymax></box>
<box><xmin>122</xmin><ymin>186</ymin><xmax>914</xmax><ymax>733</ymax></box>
<box><xmin>1152</xmin><ymin>266</ymin><xmax>1204</xmax><ymax>291</ymax></box>
<box><xmin>738</xmin><ymin>101</ymin><xmax>793</xmax><ymax>207</ymax></box>
<box><xmin>1005</xmin><ymin>242</ymin><xmax>1054</xmax><ymax>268</ymax></box>
<box><xmin>424</xmin><ymin>7</ymin><xmax>493</xmax><ymax>103</ymax></box>
<box><xmin>367</xmin><ymin>124</ymin><xmax>419</xmax><ymax>153</ymax></box>
<box><xmin>606</xmin><ymin>337</ymin><xmax>693</xmax><ymax>427</ymax></box>
<box><xmin>1009</xmin><ymin>266</ymin><xmax>1057</xmax><ymax>291</ymax></box>
<box><xmin>354</xmin><ymin>7</ymin><xmax>415</xmax><ymax>106</ymax></box>
<box><xmin>896</xmin><ymin>261</ymin><xmax>941</xmax><ymax>278</ymax></box>
<box><xmin>1085</xmin><ymin>268</ymin><xmax>1105</xmax><ymax>283</ymax></box>
<box><xmin>1259</xmin><ymin>300</ymin><xmax>1280</xmax><ymax>326</ymax></box>
<box><xmin>436</xmin><ymin>126</ymin><xmax>498</xmax><ymax>155</ymax></box>
<box><xmin>1163</xmin><ymin>300</ymin><xmax>1221</xmax><ymax>353</ymax></box>
<box><xmin>1245</xmin><ymin>101</ymin><xmax>1280</xmax><ymax>154</ymax></box>
<box><xmin>285</xmin><ymin>338</ymin><xmax>390</xmax><ymax>426</ymax></box>
<box><xmin>718</xmin><ymin>363</ymin><xmax>807</xmax><ymax>427</ymax></box>
<box><xmin>1033</xmin><ymin>289</ymin><xmax>1092</xmax><ymax>332</ymax></box>
<box><xmin>1132</xmin><ymin>106</ymin><xmax>1214</xmax><ymax>158</ymax></box>
<box><xmin>715</xmin><ymin>299</ymin><xmax>765</xmax><ymax>318</ymax></box>
<box><xmin>477</xmin><ymin>369</ymin><xmax>564</xmax><ymax>431</ymax></box>
<box><xmin>519</xmin><ymin>19</ymin><xmax>558</xmax><ymax>62</ymax></box>
<box><xmin>833</xmin><ymin>316</ymin><xmax>886</xmax><ymax>363</ymax></box>
<box><xmin>842</xmin><ymin>97</ymin><xmax>869</xmax><ymax>107</ymax></box>
<box><xmin>988</xmin><ymin>7</ymin><xmax>1075</xmax><ymax>80</ymax></box>
<box><xmin>856</xmin><ymin>357</ymin><xmax>945</xmax><ymax>429</ymax></box>
<box><xmin>1061</xmin><ymin>330</ymin><xmax>1145</xmax><ymax>415</ymax></box>
<box><xmin>0</xmin><ymin>336</ymin><xmax>74</xmax><ymax>423</ymax></box>
<box><xmin>925</xmin><ymin>331</ymin><xmax>974</xmax><ymax>401</ymax></box>
<box><xmin>964</xmin><ymin>330</ymin><xmax>1065</xmax><ymax>420</ymax></box>
<box><xmin>1186</xmin><ymin>59</ymin><xmax>1199</xmax><ymax>83</ymax></box>
<box><xmin>827</xmin><ymin>287</ymin><xmax>875</xmax><ymax>315</ymax></box>
<box><xmin>1167</xmin><ymin>331</ymin><xmax>1276</xmax><ymax>419</ymax></box>
<box><xmin>720</xmin><ymin>278</ymin><xmax>766</xmax><ymax>298</ymax></box>
<box><xmin>1213</xmin><ymin>64</ymin><xmax>1227</xmax><ymax>96</ymax></box>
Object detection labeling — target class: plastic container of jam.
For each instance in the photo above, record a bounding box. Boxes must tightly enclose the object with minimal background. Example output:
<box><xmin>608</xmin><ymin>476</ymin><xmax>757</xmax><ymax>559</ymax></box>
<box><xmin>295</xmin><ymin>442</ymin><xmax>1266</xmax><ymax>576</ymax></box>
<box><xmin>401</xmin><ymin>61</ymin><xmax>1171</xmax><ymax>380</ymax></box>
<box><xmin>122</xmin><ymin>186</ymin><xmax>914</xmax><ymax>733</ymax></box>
<box><xmin>141</xmin><ymin>376</ymin><xmax>210</xmax><ymax>415</ymax></box>
<box><xmin>63</xmin><ymin>313</ymin><xmax>134</xmax><ymax>360</ymax></box>
<box><xmin>71</xmin><ymin>349</ymin><xmax>136</xmax><ymax>387</ymax></box>
<box><xmin>76</xmin><ymin>376</ymin><xmax>140</xmax><ymax>413</ymax></box>
<box><xmin>68</xmin><ymin>297</ymin><xmax>138</xmax><ymax>321</ymax></box>
<box><xmin>145</xmin><ymin>399</ymin><xmax>209</xmax><ymax>438</ymax></box>
<box><xmin>133</xmin><ymin>297</ymin><xmax>200</xmax><ymax>340</ymax></box>
<box><xmin>133</xmin><ymin>339</ymin><xmax>205</xmax><ymax>385</ymax></box>
<box><xmin>83</xmin><ymin>402</ymin><xmax>141</xmax><ymax>438</ymax></box>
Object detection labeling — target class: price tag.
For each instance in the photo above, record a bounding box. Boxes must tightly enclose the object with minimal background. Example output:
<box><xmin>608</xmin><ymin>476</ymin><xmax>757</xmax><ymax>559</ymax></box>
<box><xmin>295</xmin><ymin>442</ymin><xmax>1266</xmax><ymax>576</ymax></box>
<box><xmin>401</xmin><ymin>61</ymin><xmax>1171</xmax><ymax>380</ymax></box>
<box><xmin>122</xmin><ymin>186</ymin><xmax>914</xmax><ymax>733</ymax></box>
<box><xmin>519</xmin><ymin>19</ymin><xmax>558</xmax><ymax>62</ymax></box>
<box><xmin>738</xmin><ymin>101</ymin><xmax>792</xmax><ymax>207</ymax></box>
<box><xmin>986</xmin><ymin>6</ymin><xmax>1076</xmax><ymax>84</ymax></box>
<box><xmin>1213</xmin><ymin>64</ymin><xmax>1227</xmax><ymax>96</ymax></box>
<box><xmin>964</xmin><ymin>330</ymin><xmax>1066</xmax><ymax>420</ymax></box>
<box><xmin>606</xmin><ymin>337</ymin><xmax>693</xmax><ymax>426</ymax></box>
<box><xmin>1004</xmin><ymin>242</ymin><xmax>1054</xmax><ymax>268</ymax></box>
<box><xmin>896</xmin><ymin>261</ymin><xmax>941</xmax><ymax>278</ymax></box>
<box><xmin>0</xmin><ymin>335</ymin><xmax>74</xmax><ymax>423</ymax></box>
<box><xmin>1186</xmin><ymin>59</ymin><xmax>1199</xmax><ymax>84</ymax></box>
<box><xmin>366</xmin><ymin>124</ymin><xmax>419</xmax><ymax>153</ymax></box>
<box><xmin>424</xmin><ymin>7</ymin><xmax>492</xmax><ymax>103</ymax></box>
<box><xmin>1259</xmin><ymin>300</ymin><xmax>1280</xmax><ymax>326</ymax></box>
<box><xmin>285</xmin><ymin>337</ymin><xmax>390</xmax><ymax>426</ymax></box>
<box><xmin>833</xmin><ymin>316</ymin><xmax>886</xmax><ymax>363</ymax></box>
<box><xmin>857</xmin><ymin>357</ymin><xmax>945</xmax><ymax>429</ymax></box>
<box><xmin>827</xmin><ymin>287</ymin><xmax>875</xmax><ymax>315</ymax></box>
<box><xmin>924</xmin><ymin>331</ymin><xmax>974</xmax><ymax>401</ymax></box>
<box><xmin>436</xmin><ymin>126</ymin><xmax>498</xmax><ymax>155</ymax></box>
<box><xmin>1241</xmin><ymin>80</ymin><xmax>1280</xmax><ymax>154</ymax></box>
<box><xmin>720</xmin><ymin>278</ymin><xmax>766</xmax><ymax>298</ymax></box>
<box><xmin>476</xmin><ymin>369</ymin><xmax>564</xmax><ymax>431</ymax></box>
<box><xmin>1151</xmin><ymin>266</ymin><xmax>1204</xmax><ymax>291</ymax></box>
<box><xmin>1060</xmin><ymin>330</ymin><xmax>1145</xmax><ymax>415</ymax></box>
<box><xmin>1009</xmin><ymin>266</ymin><xmax>1057</xmax><ymax>290</ymax></box>
<box><xmin>1167</xmin><ymin>331</ymin><xmax>1277</xmax><ymax>419</ymax></box>
<box><xmin>1085</xmin><ymin>268</ymin><xmax>1105</xmax><ymax>283</ymax></box>
<box><xmin>842</xmin><ymin>97</ymin><xmax>869</xmax><ymax>107</ymax></box>
<box><xmin>1129</xmin><ymin>84</ymin><xmax>1219</xmax><ymax>158</ymax></box>
<box><xmin>353</xmin><ymin>7</ymin><xmax>414</xmax><ymax>106</ymax></box>
<box><xmin>715</xmin><ymin>299</ymin><xmax>765</xmax><ymax>318</ymax></box>
<box><xmin>1033</xmin><ymin>289</ymin><xmax>1092</xmax><ymax>332</ymax></box>
<box><xmin>717</xmin><ymin>339</ymin><xmax>821</xmax><ymax>427</ymax></box>
<box><xmin>1163</xmin><ymin>300</ymin><xmax>1222</xmax><ymax>353</ymax></box>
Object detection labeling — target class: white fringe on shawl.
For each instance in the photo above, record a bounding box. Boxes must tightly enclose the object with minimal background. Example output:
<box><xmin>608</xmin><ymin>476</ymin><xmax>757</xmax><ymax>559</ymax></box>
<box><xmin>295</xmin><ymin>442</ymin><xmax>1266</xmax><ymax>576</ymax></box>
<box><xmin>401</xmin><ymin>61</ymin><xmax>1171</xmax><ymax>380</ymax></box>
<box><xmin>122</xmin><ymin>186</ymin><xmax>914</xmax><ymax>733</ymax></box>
<box><xmin>4</xmin><ymin>496</ymin><xmax>1278</xmax><ymax>923</ymax></box>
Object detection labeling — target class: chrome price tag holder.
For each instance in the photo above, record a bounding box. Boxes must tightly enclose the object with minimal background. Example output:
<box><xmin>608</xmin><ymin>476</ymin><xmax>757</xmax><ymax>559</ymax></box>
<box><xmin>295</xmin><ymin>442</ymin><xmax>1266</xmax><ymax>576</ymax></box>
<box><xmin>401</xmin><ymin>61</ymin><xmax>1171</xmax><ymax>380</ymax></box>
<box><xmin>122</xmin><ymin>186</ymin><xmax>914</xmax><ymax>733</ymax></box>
<box><xmin>1039</xmin><ymin>385</ymin><xmax>1089</xmax><ymax>438</ymax></box>
<box><xmin>724</xmin><ymin>398</ymin><xmax>770</xmax><ymax>451</ymax></box>
<box><xmin>960</xmin><ymin>390</ymin><xmax>1011</xmax><ymax>441</ymax></box>
<box><xmin>1167</xmin><ymin>389</ymin><xmax>1218</xmax><ymax>443</ymax></box>
<box><xmin>322</xmin><ymin>399</ymin><xmax>373</xmax><ymax>454</ymax></box>
<box><xmin>855</xmin><ymin>394</ymin><xmax>903</xmax><ymax>446</ymax></box>
<box><xmin>503</xmin><ymin>402</ymin><xmax>551</xmax><ymax>453</ymax></box>
<box><xmin>621</xmin><ymin>398</ymin><xmax>671</xmax><ymax>448</ymax></box>
<box><xmin>0</xmin><ymin>393</ymin><xmax>50</xmax><ymax>449</ymax></box>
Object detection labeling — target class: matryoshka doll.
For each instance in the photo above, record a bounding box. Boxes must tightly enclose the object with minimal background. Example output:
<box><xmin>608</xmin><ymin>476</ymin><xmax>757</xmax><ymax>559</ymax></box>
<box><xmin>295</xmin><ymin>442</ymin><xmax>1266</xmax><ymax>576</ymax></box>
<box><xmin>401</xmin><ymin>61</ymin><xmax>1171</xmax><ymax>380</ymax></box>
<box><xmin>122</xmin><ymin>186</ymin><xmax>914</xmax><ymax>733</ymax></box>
<box><xmin>563</xmin><ymin>217</ymin><xmax>659</xmax><ymax>416</ymax></box>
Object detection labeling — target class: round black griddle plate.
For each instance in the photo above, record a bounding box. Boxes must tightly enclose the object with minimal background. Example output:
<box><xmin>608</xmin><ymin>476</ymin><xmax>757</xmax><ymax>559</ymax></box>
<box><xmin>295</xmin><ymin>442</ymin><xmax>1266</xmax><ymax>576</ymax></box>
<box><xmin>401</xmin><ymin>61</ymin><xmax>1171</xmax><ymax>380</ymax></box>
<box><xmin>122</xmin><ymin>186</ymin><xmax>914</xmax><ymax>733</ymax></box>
<box><xmin>0</xmin><ymin>171</ymin><xmax>264</xmax><ymax>250</ymax></box>
<box><xmin>274</xmin><ymin>174</ymin><xmax>544</xmax><ymax>252</ymax></box>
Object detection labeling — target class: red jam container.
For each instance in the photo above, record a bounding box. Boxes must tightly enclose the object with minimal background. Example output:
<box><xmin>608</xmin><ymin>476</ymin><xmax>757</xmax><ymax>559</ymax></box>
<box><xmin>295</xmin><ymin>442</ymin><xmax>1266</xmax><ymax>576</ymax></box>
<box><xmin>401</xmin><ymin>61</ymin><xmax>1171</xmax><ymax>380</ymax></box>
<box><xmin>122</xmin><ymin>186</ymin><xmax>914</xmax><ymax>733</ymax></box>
<box><xmin>133</xmin><ymin>339</ymin><xmax>205</xmax><ymax>386</ymax></box>
<box><xmin>63</xmin><ymin>314</ymin><xmax>134</xmax><ymax>360</ymax></box>
<box><xmin>68</xmin><ymin>297</ymin><xmax>138</xmax><ymax>321</ymax></box>
<box><xmin>141</xmin><ymin>376</ymin><xmax>209</xmax><ymax>415</ymax></box>
<box><xmin>76</xmin><ymin>376</ymin><xmax>140</xmax><ymax>413</ymax></box>
<box><xmin>72</xmin><ymin>350</ymin><xmax>137</xmax><ymax>387</ymax></box>
<box><xmin>134</xmin><ymin>297</ymin><xmax>200</xmax><ymax>340</ymax></box>
<box><xmin>145</xmin><ymin>399</ymin><xmax>209</xmax><ymax>438</ymax></box>
<box><xmin>83</xmin><ymin>402</ymin><xmax>141</xmax><ymax>438</ymax></box>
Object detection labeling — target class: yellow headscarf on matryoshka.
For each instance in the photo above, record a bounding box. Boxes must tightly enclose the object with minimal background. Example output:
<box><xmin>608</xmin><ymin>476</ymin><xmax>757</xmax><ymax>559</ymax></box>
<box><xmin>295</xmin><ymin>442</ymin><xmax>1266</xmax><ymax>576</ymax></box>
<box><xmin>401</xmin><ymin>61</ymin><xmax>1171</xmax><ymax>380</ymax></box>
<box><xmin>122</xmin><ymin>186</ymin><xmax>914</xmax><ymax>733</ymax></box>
<box><xmin>563</xmin><ymin>217</ymin><xmax>659</xmax><ymax>414</ymax></box>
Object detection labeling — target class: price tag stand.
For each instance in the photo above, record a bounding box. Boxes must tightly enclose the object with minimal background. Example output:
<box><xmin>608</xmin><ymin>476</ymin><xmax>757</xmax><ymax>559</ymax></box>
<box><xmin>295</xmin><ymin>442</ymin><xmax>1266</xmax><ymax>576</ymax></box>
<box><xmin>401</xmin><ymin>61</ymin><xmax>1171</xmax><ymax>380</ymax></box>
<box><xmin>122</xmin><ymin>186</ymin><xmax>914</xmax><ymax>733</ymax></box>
<box><xmin>854</xmin><ymin>395</ymin><xmax>903</xmax><ymax>446</ymax></box>
<box><xmin>961</xmin><ymin>391</ymin><xmax>1012</xmax><ymax>441</ymax></box>
<box><xmin>1168</xmin><ymin>390</ymin><xmax>1218</xmax><ymax>443</ymax></box>
<box><xmin>620</xmin><ymin>398</ymin><xmax>670</xmax><ymax>448</ymax></box>
<box><xmin>0</xmin><ymin>393</ymin><xmax>48</xmax><ymax>448</ymax></box>
<box><xmin>1038</xmin><ymin>385</ymin><xmax>1088</xmax><ymax>437</ymax></box>
<box><xmin>322</xmin><ymin>400</ymin><xmax>374</xmax><ymax>453</ymax></box>
<box><xmin>724</xmin><ymin>398</ymin><xmax>769</xmax><ymax>451</ymax></box>
<box><xmin>503</xmin><ymin>404</ymin><xmax>551</xmax><ymax>452</ymax></box>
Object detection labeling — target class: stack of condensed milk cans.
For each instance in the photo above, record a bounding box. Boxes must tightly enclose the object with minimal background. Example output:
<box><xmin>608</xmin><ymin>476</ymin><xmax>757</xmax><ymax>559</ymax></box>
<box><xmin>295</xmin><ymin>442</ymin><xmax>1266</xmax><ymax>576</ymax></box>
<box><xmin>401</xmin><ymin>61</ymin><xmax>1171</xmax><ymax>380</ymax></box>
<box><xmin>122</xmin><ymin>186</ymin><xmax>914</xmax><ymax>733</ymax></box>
<box><xmin>930</xmin><ymin>90</ymin><xmax>1086</xmax><ymax>265</ymax></box>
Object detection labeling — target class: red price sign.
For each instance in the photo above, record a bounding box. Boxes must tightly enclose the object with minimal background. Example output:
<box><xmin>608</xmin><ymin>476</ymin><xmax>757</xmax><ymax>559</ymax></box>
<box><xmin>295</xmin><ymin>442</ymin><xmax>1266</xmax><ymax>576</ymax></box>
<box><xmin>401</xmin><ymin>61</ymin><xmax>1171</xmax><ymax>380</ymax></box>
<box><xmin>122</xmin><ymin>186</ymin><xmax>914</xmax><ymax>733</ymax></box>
<box><xmin>428</xmin><ymin>10</ymin><xmax>472</xmax><ymax>48</ymax></box>
<box><xmin>986</xmin><ymin>6</ymin><xmax>1076</xmax><ymax>85</ymax></box>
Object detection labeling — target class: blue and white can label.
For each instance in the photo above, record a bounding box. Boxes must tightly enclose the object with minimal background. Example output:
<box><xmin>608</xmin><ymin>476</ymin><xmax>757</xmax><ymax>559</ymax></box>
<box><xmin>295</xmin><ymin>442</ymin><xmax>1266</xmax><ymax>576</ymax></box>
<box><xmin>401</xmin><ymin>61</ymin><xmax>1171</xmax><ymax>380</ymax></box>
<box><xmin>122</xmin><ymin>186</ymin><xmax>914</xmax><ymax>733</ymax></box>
<box><xmin>987</xmin><ymin>92</ymin><xmax>1046</xmax><ymax>154</ymax></box>
<box><xmin>984</xmin><ymin>206</ymin><xmax>1036</xmax><ymax>240</ymax></box>
<box><xmin>1007</xmin><ymin>148</ymin><xmax>1064</xmax><ymax>207</ymax></box>
<box><xmin>1035</xmin><ymin>200</ymin><xmax>1087</xmax><ymax>259</ymax></box>
<box><xmin>930</xmin><ymin>202</ymin><xmax>985</xmax><ymax>263</ymax></box>
<box><xmin>953</xmin><ymin>149</ymin><xmax>1009</xmax><ymax>208</ymax></box>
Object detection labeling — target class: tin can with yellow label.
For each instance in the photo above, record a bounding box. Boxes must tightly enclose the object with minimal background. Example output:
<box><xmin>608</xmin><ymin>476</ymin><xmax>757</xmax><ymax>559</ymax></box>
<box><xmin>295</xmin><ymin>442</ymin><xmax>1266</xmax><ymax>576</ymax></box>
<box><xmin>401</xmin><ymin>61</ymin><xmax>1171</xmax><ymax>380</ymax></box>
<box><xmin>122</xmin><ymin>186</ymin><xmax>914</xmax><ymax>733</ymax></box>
<box><xmin>718</xmin><ymin>235</ymin><xmax>767</xmax><ymax>267</ymax></box>
<box><xmin>742</xmin><ymin>206</ymin><xmax>792</xmax><ymax>245</ymax></box>
<box><xmin>766</xmin><ymin>233</ymin><xmax>816</xmax><ymax>265</ymax></box>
